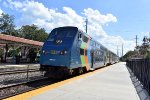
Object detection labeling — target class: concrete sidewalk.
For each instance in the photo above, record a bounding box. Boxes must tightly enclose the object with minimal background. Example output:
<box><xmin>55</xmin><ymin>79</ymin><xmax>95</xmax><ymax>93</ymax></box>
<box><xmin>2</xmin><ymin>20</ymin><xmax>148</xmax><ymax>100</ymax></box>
<box><xmin>29</xmin><ymin>62</ymin><xmax>139</xmax><ymax>100</ymax></box>
<box><xmin>0</xmin><ymin>64</ymin><xmax>40</xmax><ymax>72</ymax></box>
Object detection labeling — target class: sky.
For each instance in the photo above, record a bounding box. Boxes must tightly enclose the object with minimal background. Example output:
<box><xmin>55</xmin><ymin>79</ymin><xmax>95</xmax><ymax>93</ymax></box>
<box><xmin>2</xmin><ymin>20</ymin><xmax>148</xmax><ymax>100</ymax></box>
<box><xmin>0</xmin><ymin>0</ymin><xmax>150</xmax><ymax>56</ymax></box>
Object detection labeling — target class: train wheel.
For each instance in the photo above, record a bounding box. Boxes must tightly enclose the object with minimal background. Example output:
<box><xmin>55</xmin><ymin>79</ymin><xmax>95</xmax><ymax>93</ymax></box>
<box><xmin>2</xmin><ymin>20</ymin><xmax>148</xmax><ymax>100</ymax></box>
<box><xmin>69</xmin><ymin>69</ymin><xmax>74</xmax><ymax>75</ymax></box>
<box><xmin>78</xmin><ymin>67</ymin><xmax>84</xmax><ymax>74</ymax></box>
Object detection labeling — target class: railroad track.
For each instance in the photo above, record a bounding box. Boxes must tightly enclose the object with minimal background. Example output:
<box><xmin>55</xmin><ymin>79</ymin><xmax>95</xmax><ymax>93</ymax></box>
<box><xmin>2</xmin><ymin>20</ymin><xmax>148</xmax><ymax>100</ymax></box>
<box><xmin>0</xmin><ymin>77</ymin><xmax>53</xmax><ymax>99</ymax></box>
<box><xmin>0</xmin><ymin>66</ymin><xmax>50</xmax><ymax>99</ymax></box>
<box><xmin>0</xmin><ymin>68</ymin><xmax>41</xmax><ymax>75</ymax></box>
<box><xmin>0</xmin><ymin>67</ymin><xmax>45</xmax><ymax>85</ymax></box>
<box><xmin>0</xmin><ymin>65</ymin><xmax>108</xmax><ymax>99</ymax></box>
<box><xmin>0</xmin><ymin>67</ymin><xmax>79</xmax><ymax>99</ymax></box>
<box><xmin>0</xmin><ymin>66</ymin><xmax>47</xmax><ymax>99</ymax></box>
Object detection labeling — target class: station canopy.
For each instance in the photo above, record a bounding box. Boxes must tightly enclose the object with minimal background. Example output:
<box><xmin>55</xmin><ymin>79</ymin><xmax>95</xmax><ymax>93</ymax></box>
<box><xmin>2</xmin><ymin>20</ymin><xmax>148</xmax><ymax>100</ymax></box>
<box><xmin>0</xmin><ymin>34</ymin><xmax>43</xmax><ymax>47</ymax></box>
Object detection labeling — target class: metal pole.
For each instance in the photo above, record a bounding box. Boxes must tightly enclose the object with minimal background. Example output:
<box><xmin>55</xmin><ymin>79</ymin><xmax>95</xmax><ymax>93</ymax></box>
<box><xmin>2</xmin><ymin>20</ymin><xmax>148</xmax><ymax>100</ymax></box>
<box><xmin>135</xmin><ymin>35</ymin><xmax>138</xmax><ymax>47</ymax></box>
<box><xmin>85</xmin><ymin>18</ymin><xmax>88</xmax><ymax>33</ymax></box>
<box><xmin>122</xmin><ymin>43</ymin><xmax>123</xmax><ymax>57</ymax></box>
<box><xmin>117</xmin><ymin>45</ymin><xmax>119</xmax><ymax>56</ymax></box>
<box><xmin>149</xmin><ymin>32</ymin><xmax>150</xmax><ymax>44</ymax></box>
<box><xmin>27</xmin><ymin>65</ymin><xmax>29</xmax><ymax>81</ymax></box>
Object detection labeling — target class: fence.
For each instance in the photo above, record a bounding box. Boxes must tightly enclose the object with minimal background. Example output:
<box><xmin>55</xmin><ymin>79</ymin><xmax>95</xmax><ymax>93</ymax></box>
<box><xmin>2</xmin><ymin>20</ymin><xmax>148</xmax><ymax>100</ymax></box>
<box><xmin>126</xmin><ymin>58</ymin><xmax>150</xmax><ymax>94</ymax></box>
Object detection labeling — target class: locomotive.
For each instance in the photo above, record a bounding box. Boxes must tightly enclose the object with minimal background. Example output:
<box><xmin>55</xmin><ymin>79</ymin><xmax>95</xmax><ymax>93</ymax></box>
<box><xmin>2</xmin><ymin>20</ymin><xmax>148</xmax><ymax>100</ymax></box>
<box><xmin>40</xmin><ymin>26</ymin><xmax>119</xmax><ymax>77</ymax></box>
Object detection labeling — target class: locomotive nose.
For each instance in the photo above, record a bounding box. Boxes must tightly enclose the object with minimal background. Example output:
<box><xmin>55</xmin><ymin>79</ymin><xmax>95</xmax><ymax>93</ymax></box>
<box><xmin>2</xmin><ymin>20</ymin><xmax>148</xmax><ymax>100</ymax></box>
<box><xmin>40</xmin><ymin>47</ymin><xmax>70</xmax><ymax>68</ymax></box>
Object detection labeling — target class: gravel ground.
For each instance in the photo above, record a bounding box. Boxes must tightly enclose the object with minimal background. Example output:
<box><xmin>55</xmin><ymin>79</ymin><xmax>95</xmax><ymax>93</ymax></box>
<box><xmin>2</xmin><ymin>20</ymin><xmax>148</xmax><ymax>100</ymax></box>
<box><xmin>0</xmin><ymin>70</ymin><xmax>47</xmax><ymax>99</ymax></box>
<box><xmin>0</xmin><ymin>84</ymin><xmax>30</xmax><ymax>98</ymax></box>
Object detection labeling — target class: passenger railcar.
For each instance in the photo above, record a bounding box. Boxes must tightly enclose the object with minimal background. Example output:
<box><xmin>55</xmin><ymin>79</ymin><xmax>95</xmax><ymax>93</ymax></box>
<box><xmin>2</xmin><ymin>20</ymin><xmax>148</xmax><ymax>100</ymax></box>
<box><xmin>40</xmin><ymin>26</ymin><xmax>119</xmax><ymax>77</ymax></box>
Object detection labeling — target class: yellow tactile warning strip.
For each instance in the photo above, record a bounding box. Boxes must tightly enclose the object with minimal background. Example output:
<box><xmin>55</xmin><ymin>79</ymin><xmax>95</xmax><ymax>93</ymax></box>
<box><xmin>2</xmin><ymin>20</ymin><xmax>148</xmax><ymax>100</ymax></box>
<box><xmin>4</xmin><ymin>66</ymin><xmax>110</xmax><ymax>100</ymax></box>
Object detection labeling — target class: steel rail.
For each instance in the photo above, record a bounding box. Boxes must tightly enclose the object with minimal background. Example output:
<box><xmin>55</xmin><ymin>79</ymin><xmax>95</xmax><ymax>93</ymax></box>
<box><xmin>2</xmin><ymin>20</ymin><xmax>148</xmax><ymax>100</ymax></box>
<box><xmin>0</xmin><ymin>68</ymin><xmax>41</xmax><ymax>75</ymax></box>
<box><xmin>0</xmin><ymin>77</ymin><xmax>49</xmax><ymax>100</ymax></box>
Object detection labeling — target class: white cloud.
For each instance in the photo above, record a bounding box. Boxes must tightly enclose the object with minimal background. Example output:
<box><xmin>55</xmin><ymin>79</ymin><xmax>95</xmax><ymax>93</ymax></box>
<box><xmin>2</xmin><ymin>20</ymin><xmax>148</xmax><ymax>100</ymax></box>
<box><xmin>83</xmin><ymin>8</ymin><xmax>117</xmax><ymax>25</ymax></box>
<box><xmin>0</xmin><ymin>8</ymin><xmax>3</xmax><ymax>14</ymax></box>
<box><xmin>3</xmin><ymin>0</ymin><xmax>135</xmax><ymax>55</ymax></box>
<box><xmin>3</xmin><ymin>0</ymin><xmax>24</xmax><ymax>9</ymax></box>
<box><xmin>100</xmin><ymin>36</ymin><xmax>135</xmax><ymax>56</ymax></box>
<box><xmin>141</xmin><ymin>32</ymin><xmax>150</xmax><ymax>36</ymax></box>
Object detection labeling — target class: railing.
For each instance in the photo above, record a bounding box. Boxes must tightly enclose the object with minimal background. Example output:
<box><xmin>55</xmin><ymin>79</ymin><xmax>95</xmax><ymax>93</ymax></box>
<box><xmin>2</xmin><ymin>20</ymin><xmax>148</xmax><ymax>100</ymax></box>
<box><xmin>126</xmin><ymin>58</ymin><xmax>150</xmax><ymax>94</ymax></box>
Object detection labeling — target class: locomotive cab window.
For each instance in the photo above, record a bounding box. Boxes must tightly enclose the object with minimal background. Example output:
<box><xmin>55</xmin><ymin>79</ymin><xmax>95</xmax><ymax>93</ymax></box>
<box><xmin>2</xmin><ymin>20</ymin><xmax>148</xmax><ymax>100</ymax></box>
<box><xmin>66</xmin><ymin>31</ymin><xmax>74</xmax><ymax>37</ymax></box>
<box><xmin>48</xmin><ymin>28</ymin><xmax>77</xmax><ymax>40</ymax></box>
<box><xmin>83</xmin><ymin>36</ymin><xmax>88</xmax><ymax>43</ymax></box>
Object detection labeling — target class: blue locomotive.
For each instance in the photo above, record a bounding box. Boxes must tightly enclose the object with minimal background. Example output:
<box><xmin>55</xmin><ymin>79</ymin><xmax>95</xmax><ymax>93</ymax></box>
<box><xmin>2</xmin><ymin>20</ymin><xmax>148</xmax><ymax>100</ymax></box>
<box><xmin>40</xmin><ymin>26</ymin><xmax>119</xmax><ymax>77</ymax></box>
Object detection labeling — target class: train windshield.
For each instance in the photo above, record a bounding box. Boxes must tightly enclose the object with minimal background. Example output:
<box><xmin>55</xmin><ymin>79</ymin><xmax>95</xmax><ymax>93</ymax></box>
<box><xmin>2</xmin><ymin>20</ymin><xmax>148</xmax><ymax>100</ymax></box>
<box><xmin>48</xmin><ymin>28</ymin><xmax>77</xmax><ymax>40</ymax></box>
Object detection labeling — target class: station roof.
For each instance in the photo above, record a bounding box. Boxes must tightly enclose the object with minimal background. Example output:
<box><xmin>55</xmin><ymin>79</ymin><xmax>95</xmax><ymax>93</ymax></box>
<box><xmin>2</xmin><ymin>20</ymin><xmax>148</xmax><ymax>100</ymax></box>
<box><xmin>0</xmin><ymin>34</ymin><xmax>44</xmax><ymax>47</ymax></box>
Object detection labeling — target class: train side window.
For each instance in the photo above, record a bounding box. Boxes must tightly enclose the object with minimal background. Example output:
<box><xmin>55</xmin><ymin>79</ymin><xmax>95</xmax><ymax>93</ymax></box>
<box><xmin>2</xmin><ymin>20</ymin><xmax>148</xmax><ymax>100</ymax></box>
<box><xmin>78</xmin><ymin>33</ymin><xmax>79</xmax><ymax>38</ymax></box>
<box><xmin>80</xmin><ymin>48</ymin><xmax>84</xmax><ymax>55</ymax></box>
<box><xmin>91</xmin><ymin>41</ymin><xmax>94</xmax><ymax>46</ymax></box>
<box><xmin>93</xmin><ymin>41</ymin><xmax>95</xmax><ymax>47</ymax></box>
<box><xmin>90</xmin><ymin>41</ymin><xmax>92</xmax><ymax>46</ymax></box>
<box><xmin>80</xmin><ymin>34</ymin><xmax>82</xmax><ymax>38</ymax></box>
<box><xmin>66</xmin><ymin>31</ymin><xmax>73</xmax><ymax>37</ymax></box>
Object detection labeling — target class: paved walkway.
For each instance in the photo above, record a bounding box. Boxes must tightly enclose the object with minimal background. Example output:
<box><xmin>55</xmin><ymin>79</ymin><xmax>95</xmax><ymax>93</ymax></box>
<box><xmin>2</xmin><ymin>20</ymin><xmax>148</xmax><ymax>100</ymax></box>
<box><xmin>0</xmin><ymin>63</ymin><xmax>40</xmax><ymax>71</ymax></box>
<box><xmin>29</xmin><ymin>62</ymin><xmax>139</xmax><ymax>100</ymax></box>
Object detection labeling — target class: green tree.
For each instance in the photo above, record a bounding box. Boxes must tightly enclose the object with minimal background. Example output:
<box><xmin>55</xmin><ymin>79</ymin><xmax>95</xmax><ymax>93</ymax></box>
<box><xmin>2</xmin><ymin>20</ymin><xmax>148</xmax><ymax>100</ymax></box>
<box><xmin>121</xmin><ymin>50</ymin><xmax>136</xmax><ymax>61</ymax></box>
<box><xmin>0</xmin><ymin>13</ymin><xmax>16</xmax><ymax>35</ymax></box>
<box><xmin>18</xmin><ymin>24</ymin><xmax>48</xmax><ymax>42</ymax></box>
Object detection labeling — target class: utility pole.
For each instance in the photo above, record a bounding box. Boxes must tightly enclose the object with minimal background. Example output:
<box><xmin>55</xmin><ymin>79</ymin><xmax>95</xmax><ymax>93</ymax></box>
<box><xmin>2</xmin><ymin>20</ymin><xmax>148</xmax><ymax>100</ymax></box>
<box><xmin>149</xmin><ymin>32</ymin><xmax>150</xmax><ymax>44</ymax></box>
<box><xmin>117</xmin><ymin>45</ymin><xmax>119</xmax><ymax>56</ymax></box>
<box><xmin>122</xmin><ymin>43</ymin><xmax>123</xmax><ymax>57</ymax></box>
<box><xmin>85</xmin><ymin>18</ymin><xmax>88</xmax><ymax>33</ymax></box>
<box><xmin>149</xmin><ymin>32</ymin><xmax>150</xmax><ymax>43</ymax></box>
<box><xmin>135</xmin><ymin>35</ymin><xmax>138</xmax><ymax>47</ymax></box>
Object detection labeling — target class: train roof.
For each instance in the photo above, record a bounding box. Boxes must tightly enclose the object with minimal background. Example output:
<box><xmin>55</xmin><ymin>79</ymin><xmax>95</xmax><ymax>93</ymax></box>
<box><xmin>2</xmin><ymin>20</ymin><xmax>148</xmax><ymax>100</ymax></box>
<box><xmin>52</xmin><ymin>26</ymin><xmax>117</xmax><ymax>56</ymax></box>
<box><xmin>53</xmin><ymin>26</ymin><xmax>78</xmax><ymax>30</ymax></box>
<box><xmin>78</xmin><ymin>27</ymin><xmax>117</xmax><ymax>56</ymax></box>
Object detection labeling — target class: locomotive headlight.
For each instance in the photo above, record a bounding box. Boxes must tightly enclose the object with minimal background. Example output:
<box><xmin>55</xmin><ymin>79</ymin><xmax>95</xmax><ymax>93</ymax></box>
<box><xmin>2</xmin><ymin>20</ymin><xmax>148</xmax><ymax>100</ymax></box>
<box><xmin>60</xmin><ymin>51</ymin><xmax>63</xmax><ymax>55</ymax></box>
<box><xmin>60</xmin><ymin>50</ymin><xmax>67</xmax><ymax>55</ymax></box>
<box><xmin>55</xmin><ymin>39</ymin><xmax>62</xmax><ymax>44</ymax></box>
<box><xmin>64</xmin><ymin>50</ymin><xmax>67</xmax><ymax>54</ymax></box>
<box><xmin>42</xmin><ymin>50</ymin><xmax>45</xmax><ymax>54</ymax></box>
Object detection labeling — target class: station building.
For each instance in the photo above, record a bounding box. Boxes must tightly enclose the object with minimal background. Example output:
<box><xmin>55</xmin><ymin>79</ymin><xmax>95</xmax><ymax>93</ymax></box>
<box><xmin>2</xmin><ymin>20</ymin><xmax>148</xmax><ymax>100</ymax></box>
<box><xmin>0</xmin><ymin>34</ymin><xmax>44</xmax><ymax>63</ymax></box>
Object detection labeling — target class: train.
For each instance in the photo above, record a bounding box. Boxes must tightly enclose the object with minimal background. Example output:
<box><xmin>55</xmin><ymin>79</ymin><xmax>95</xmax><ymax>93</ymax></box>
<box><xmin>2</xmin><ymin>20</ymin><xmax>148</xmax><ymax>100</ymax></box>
<box><xmin>40</xmin><ymin>26</ymin><xmax>119</xmax><ymax>77</ymax></box>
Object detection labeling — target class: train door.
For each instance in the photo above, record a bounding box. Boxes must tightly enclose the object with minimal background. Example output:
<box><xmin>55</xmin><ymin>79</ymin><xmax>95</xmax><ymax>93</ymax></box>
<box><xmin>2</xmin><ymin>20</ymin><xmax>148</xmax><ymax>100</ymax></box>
<box><xmin>104</xmin><ymin>55</ymin><xmax>106</xmax><ymax>66</ymax></box>
<box><xmin>91</xmin><ymin>52</ymin><xmax>94</xmax><ymax>69</ymax></box>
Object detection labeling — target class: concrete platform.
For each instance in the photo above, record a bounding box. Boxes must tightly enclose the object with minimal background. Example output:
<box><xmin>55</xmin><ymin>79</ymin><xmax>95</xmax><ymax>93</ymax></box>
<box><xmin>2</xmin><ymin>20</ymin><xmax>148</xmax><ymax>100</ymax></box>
<box><xmin>0</xmin><ymin>63</ymin><xmax>40</xmax><ymax>71</ymax></box>
<box><xmin>29</xmin><ymin>62</ymin><xmax>140</xmax><ymax>100</ymax></box>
